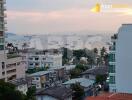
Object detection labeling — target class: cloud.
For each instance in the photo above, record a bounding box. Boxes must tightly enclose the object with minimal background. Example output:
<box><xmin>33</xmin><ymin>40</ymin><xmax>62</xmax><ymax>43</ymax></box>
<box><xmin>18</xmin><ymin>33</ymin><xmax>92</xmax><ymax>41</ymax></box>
<box><xmin>6</xmin><ymin>8</ymin><xmax>132</xmax><ymax>34</ymax></box>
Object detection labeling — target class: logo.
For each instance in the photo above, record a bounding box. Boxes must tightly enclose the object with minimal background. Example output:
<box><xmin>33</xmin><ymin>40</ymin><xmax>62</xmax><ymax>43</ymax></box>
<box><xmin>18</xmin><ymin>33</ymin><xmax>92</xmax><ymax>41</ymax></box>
<box><xmin>91</xmin><ymin>3</ymin><xmax>131</xmax><ymax>14</ymax></box>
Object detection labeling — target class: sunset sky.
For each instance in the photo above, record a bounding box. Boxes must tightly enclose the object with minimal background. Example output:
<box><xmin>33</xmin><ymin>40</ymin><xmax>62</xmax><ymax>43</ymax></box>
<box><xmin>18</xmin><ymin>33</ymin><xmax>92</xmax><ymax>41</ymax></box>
<box><xmin>6</xmin><ymin>0</ymin><xmax>132</xmax><ymax>34</ymax></box>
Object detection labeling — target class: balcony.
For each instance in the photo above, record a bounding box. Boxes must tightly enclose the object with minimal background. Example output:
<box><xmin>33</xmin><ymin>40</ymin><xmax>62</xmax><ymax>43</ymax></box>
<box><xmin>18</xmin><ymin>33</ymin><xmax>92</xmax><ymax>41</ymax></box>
<box><xmin>6</xmin><ymin>69</ymin><xmax>16</xmax><ymax>75</ymax></box>
<box><xmin>7</xmin><ymin>53</ymin><xmax>21</xmax><ymax>59</ymax></box>
<box><xmin>6</xmin><ymin>63</ymin><xmax>16</xmax><ymax>70</ymax></box>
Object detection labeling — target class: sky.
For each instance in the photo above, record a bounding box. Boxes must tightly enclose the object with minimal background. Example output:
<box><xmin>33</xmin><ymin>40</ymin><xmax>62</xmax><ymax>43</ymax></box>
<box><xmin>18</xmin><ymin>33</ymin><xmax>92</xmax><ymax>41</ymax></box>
<box><xmin>6</xmin><ymin>0</ymin><xmax>132</xmax><ymax>35</ymax></box>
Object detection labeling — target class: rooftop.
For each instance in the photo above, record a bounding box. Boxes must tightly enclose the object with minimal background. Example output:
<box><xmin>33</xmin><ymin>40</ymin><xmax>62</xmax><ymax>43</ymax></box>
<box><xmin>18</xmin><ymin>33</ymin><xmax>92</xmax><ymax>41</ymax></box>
<box><xmin>36</xmin><ymin>86</ymin><xmax>72</xmax><ymax>100</ymax></box>
<box><xmin>85</xmin><ymin>92</ymin><xmax>132</xmax><ymax>100</ymax></box>
<box><xmin>63</xmin><ymin>78</ymin><xmax>94</xmax><ymax>87</ymax></box>
<box><xmin>9</xmin><ymin>78</ymin><xmax>27</xmax><ymax>86</ymax></box>
<box><xmin>81</xmin><ymin>66</ymin><xmax>108</xmax><ymax>76</ymax></box>
<box><xmin>122</xmin><ymin>24</ymin><xmax>132</xmax><ymax>26</ymax></box>
<box><xmin>30</xmin><ymin>71</ymin><xmax>52</xmax><ymax>77</ymax></box>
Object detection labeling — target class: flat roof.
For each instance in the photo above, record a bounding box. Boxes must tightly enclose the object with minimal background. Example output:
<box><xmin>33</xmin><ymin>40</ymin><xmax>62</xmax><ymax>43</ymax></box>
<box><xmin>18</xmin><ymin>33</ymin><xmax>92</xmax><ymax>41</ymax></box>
<box><xmin>63</xmin><ymin>78</ymin><xmax>94</xmax><ymax>87</ymax></box>
<box><xmin>30</xmin><ymin>71</ymin><xmax>52</xmax><ymax>77</ymax></box>
<box><xmin>36</xmin><ymin>86</ymin><xmax>72</xmax><ymax>100</ymax></box>
<box><xmin>85</xmin><ymin>92</ymin><xmax>132</xmax><ymax>100</ymax></box>
<box><xmin>9</xmin><ymin>78</ymin><xmax>27</xmax><ymax>86</ymax></box>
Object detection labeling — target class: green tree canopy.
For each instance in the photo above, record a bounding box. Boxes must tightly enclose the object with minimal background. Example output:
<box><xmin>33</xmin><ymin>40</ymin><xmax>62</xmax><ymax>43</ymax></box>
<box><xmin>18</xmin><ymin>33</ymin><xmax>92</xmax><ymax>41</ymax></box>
<box><xmin>0</xmin><ymin>81</ymin><xmax>26</xmax><ymax>100</ymax></box>
<box><xmin>71</xmin><ymin>83</ymin><xmax>84</xmax><ymax>100</ymax></box>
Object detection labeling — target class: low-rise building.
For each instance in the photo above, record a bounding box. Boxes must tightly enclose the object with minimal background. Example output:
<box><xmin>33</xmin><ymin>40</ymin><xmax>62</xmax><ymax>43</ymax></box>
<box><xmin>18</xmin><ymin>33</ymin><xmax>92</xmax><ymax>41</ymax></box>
<box><xmin>21</xmin><ymin>50</ymin><xmax>62</xmax><ymax>70</ymax></box>
<box><xmin>30</xmin><ymin>71</ymin><xmax>55</xmax><ymax>89</ymax></box>
<box><xmin>9</xmin><ymin>78</ymin><xmax>28</xmax><ymax>94</ymax></box>
<box><xmin>36</xmin><ymin>86</ymin><xmax>72</xmax><ymax>100</ymax></box>
<box><xmin>63</xmin><ymin>78</ymin><xmax>95</xmax><ymax>96</ymax></box>
<box><xmin>0</xmin><ymin>52</ymin><xmax>25</xmax><ymax>81</ymax></box>
<box><xmin>49</xmin><ymin>67</ymin><xmax>68</xmax><ymax>82</ymax></box>
<box><xmin>81</xmin><ymin>67</ymin><xmax>108</xmax><ymax>80</ymax></box>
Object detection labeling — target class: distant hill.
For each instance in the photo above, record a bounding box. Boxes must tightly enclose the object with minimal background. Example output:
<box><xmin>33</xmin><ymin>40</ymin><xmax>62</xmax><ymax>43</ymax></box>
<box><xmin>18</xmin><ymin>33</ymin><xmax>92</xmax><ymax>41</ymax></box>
<box><xmin>6</xmin><ymin>32</ymin><xmax>16</xmax><ymax>37</ymax></box>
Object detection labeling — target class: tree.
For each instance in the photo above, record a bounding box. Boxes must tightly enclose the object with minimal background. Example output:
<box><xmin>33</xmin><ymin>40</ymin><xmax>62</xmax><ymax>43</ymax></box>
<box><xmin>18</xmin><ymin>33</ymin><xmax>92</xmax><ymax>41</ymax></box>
<box><xmin>100</xmin><ymin>47</ymin><xmax>107</xmax><ymax>59</ymax></box>
<box><xmin>0</xmin><ymin>81</ymin><xmax>26</xmax><ymax>100</ymax></box>
<box><xmin>76</xmin><ymin>64</ymin><xmax>87</xmax><ymax>72</ymax></box>
<box><xmin>93</xmin><ymin>48</ymin><xmax>98</xmax><ymax>55</ymax></box>
<box><xmin>70</xmin><ymin>68</ymin><xmax>81</xmax><ymax>78</ymax></box>
<box><xmin>100</xmin><ymin>47</ymin><xmax>108</xmax><ymax>65</ymax></box>
<box><xmin>73</xmin><ymin>49</ymin><xmax>86</xmax><ymax>60</ymax></box>
<box><xmin>96</xmin><ymin>75</ymin><xmax>107</xmax><ymax>84</ymax></box>
<box><xmin>71</xmin><ymin>83</ymin><xmax>84</xmax><ymax>100</ymax></box>
<box><xmin>26</xmin><ymin>86</ymin><xmax>36</xmax><ymax>100</ymax></box>
<box><xmin>62</xmin><ymin>47</ymin><xmax>73</xmax><ymax>65</ymax></box>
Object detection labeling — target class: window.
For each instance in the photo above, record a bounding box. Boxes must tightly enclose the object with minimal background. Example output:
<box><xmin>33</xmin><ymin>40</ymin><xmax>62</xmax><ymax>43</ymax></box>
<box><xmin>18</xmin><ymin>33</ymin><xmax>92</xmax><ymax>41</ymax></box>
<box><xmin>2</xmin><ymin>62</ymin><xmax>5</xmax><ymax>69</ymax></box>
<box><xmin>6</xmin><ymin>69</ymin><xmax>16</xmax><ymax>74</ymax></box>
<box><xmin>29</xmin><ymin>63</ymin><xmax>33</xmax><ymax>66</ymax></box>
<box><xmin>2</xmin><ymin>71</ymin><xmax>5</xmax><ymax>75</ymax></box>
<box><xmin>36</xmin><ymin>77</ymin><xmax>39</xmax><ymax>80</ymax></box>
<box><xmin>35</xmin><ymin>63</ymin><xmax>39</xmax><ymax>66</ymax></box>
<box><xmin>17</xmin><ymin>62</ymin><xmax>20</xmax><ymax>66</ymax></box>
<box><xmin>109</xmin><ymin>65</ymin><xmax>115</xmax><ymax>73</ymax></box>
<box><xmin>29</xmin><ymin>58</ymin><xmax>33</xmax><ymax>60</ymax></box>
<box><xmin>43</xmin><ymin>58</ymin><xmax>46</xmax><ymax>60</ymax></box>
<box><xmin>35</xmin><ymin>58</ymin><xmax>39</xmax><ymax>60</ymax></box>
<box><xmin>0</xmin><ymin>38</ymin><xmax>4</xmax><ymax>43</ymax></box>
<box><xmin>0</xmin><ymin>45</ymin><xmax>4</xmax><ymax>50</ymax></box>
<box><xmin>109</xmin><ymin>53</ymin><xmax>115</xmax><ymax>62</ymax></box>
<box><xmin>113</xmin><ymin>89</ymin><xmax>116</xmax><ymax>92</ymax></box>
<box><xmin>0</xmin><ymin>31</ymin><xmax>3</xmax><ymax>36</ymax></box>
<box><xmin>109</xmin><ymin>76</ymin><xmax>115</xmax><ymax>84</ymax></box>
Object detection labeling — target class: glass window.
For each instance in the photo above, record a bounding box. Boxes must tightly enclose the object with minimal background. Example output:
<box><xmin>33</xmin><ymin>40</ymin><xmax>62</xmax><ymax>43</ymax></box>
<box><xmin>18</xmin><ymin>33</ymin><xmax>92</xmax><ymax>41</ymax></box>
<box><xmin>0</xmin><ymin>31</ymin><xmax>3</xmax><ymax>36</ymax></box>
<box><xmin>29</xmin><ymin>63</ymin><xmax>33</xmax><ymax>66</ymax></box>
<box><xmin>29</xmin><ymin>58</ymin><xmax>33</xmax><ymax>60</ymax></box>
<box><xmin>109</xmin><ymin>76</ymin><xmax>115</xmax><ymax>84</ymax></box>
<box><xmin>0</xmin><ymin>38</ymin><xmax>4</xmax><ymax>43</ymax></box>
<box><xmin>109</xmin><ymin>65</ymin><xmax>115</xmax><ymax>73</ymax></box>
<box><xmin>36</xmin><ymin>77</ymin><xmax>39</xmax><ymax>80</ymax></box>
<box><xmin>2</xmin><ymin>62</ymin><xmax>5</xmax><ymax>69</ymax></box>
<box><xmin>35</xmin><ymin>58</ymin><xmax>39</xmax><ymax>60</ymax></box>
<box><xmin>109</xmin><ymin>53</ymin><xmax>115</xmax><ymax>62</ymax></box>
<box><xmin>0</xmin><ymin>45</ymin><xmax>4</xmax><ymax>50</ymax></box>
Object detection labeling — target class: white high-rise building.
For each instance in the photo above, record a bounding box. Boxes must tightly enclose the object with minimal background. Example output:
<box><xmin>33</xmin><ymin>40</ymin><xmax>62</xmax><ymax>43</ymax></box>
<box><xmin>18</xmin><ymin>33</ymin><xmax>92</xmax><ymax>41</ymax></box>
<box><xmin>109</xmin><ymin>24</ymin><xmax>132</xmax><ymax>93</ymax></box>
<box><xmin>0</xmin><ymin>0</ymin><xmax>25</xmax><ymax>81</ymax></box>
<box><xmin>116</xmin><ymin>24</ymin><xmax>132</xmax><ymax>93</ymax></box>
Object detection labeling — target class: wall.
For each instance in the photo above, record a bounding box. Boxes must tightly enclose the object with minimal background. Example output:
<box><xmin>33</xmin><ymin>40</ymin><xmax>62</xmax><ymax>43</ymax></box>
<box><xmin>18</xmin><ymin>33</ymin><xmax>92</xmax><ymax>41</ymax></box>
<box><xmin>116</xmin><ymin>24</ymin><xmax>132</xmax><ymax>93</ymax></box>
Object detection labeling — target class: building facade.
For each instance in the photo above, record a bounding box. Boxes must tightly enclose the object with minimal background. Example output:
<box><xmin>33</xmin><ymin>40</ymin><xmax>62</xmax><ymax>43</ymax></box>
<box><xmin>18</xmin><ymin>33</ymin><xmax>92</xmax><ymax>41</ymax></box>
<box><xmin>109</xmin><ymin>34</ymin><xmax>117</xmax><ymax>92</ymax></box>
<box><xmin>0</xmin><ymin>53</ymin><xmax>26</xmax><ymax>81</ymax></box>
<box><xmin>109</xmin><ymin>24</ymin><xmax>132</xmax><ymax>93</ymax></box>
<box><xmin>0</xmin><ymin>0</ymin><xmax>25</xmax><ymax>82</ymax></box>
<box><xmin>0</xmin><ymin>0</ymin><xmax>6</xmax><ymax>79</ymax></box>
<box><xmin>23</xmin><ymin>51</ymin><xmax>62</xmax><ymax>69</ymax></box>
<box><xmin>30</xmin><ymin>71</ymin><xmax>55</xmax><ymax>89</ymax></box>
<box><xmin>0</xmin><ymin>0</ymin><xmax>5</xmax><ymax>52</ymax></box>
<box><xmin>116</xmin><ymin>24</ymin><xmax>132</xmax><ymax>93</ymax></box>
